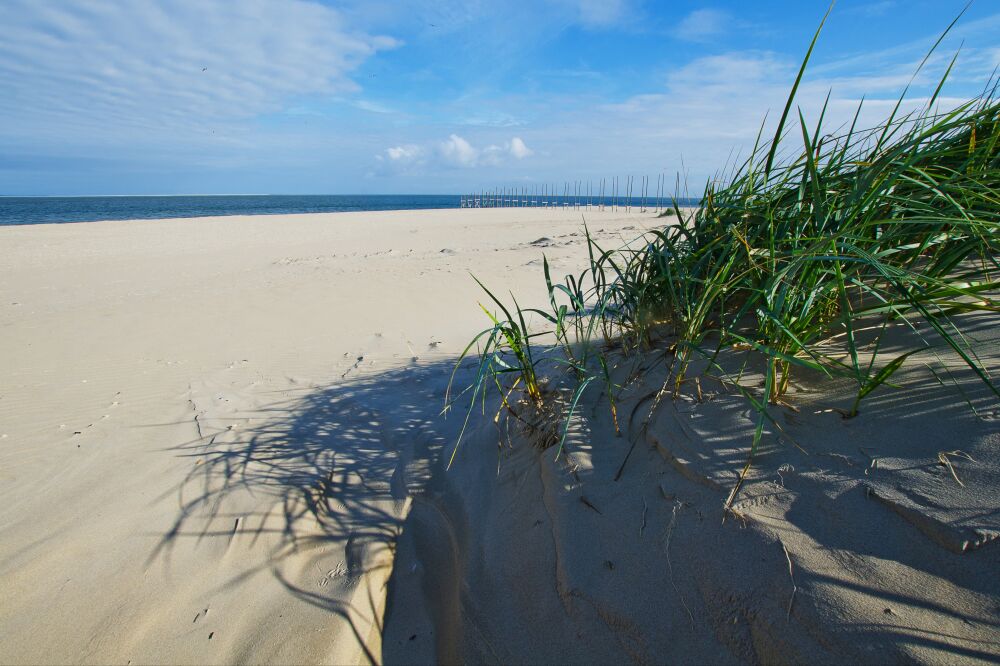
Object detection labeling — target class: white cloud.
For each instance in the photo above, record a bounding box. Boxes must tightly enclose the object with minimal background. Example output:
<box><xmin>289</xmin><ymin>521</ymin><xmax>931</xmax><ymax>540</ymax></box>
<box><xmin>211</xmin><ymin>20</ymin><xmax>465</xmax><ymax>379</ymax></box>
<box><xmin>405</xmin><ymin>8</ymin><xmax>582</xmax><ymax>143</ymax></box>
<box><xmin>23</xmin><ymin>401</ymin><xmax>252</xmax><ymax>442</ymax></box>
<box><xmin>372</xmin><ymin>143</ymin><xmax>426</xmax><ymax>176</ymax></box>
<box><xmin>439</xmin><ymin>134</ymin><xmax>479</xmax><ymax>167</ymax></box>
<box><xmin>508</xmin><ymin>137</ymin><xmax>533</xmax><ymax>159</ymax></box>
<box><xmin>437</xmin><ymin>134</ymin><xmax>533</xmax><ymax>167</ymax></box>
<box><xmin>676</xmin><ymin>9</ymin><xmax>730</xmax><ymax>41</ymax></box>
<box><xmin>353</xmin><ymin>100</ymin><xmax>396</xmax><ymax>114</ymax></box>
<box><xmin>385</xmin><ymin>144</ymin><xmax>424</xmax><ymax>162</ymax></box>
<box><xmin>0</xmin><ymin>0</ymin><xmax>398</xmax><ymax>148</ymax></box>
<box><xmin>376</xmin><ymin>134</ymin><xmax>533</xmax><ymax>173</ymax></box>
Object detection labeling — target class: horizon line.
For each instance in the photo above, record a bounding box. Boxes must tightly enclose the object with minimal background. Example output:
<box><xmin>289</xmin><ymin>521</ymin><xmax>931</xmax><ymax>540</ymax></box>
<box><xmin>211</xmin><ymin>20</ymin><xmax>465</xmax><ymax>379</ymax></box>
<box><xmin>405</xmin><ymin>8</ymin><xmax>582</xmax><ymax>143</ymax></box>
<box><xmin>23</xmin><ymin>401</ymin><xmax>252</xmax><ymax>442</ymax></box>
<box><xmin>0</xmin><ymin>193</ymin><xmax>469</xmax><ymax>199</ymax></box>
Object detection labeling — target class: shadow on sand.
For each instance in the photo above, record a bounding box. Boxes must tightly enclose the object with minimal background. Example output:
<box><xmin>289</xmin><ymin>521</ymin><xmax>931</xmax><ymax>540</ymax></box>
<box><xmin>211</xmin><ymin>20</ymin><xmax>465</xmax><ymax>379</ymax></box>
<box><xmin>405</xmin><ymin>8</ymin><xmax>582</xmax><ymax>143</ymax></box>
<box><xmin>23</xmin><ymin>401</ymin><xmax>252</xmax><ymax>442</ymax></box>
<box><xmin>146</xmin><ymin>315</ymin><xmax>1000</xmax><ymax>663</ymax></box>
<box><xmin>150</xmin><ymin>357</ymin><xmax>470</xmax><ymax>663</ymax></box>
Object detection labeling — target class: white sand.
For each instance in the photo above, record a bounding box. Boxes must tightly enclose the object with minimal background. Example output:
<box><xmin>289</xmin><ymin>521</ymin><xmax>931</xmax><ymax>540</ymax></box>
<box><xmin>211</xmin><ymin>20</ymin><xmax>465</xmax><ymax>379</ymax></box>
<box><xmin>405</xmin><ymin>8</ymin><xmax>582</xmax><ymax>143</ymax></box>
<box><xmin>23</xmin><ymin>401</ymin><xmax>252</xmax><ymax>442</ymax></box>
<box><xmin>2</xmin><ymin>208</ymin><xmax>998</xmax><ymax>665</ymax></box>
<box><xmin>0</xmin><ymin>208</ymin><xmax>651</xmax><ymax>664</ymax></box>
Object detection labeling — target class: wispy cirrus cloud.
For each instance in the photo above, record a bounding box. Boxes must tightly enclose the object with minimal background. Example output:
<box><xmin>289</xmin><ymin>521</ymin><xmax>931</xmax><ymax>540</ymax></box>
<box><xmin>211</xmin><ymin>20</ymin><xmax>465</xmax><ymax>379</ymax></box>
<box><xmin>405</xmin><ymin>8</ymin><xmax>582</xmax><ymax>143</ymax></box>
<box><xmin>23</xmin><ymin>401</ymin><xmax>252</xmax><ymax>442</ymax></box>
<box><xmin>526</xmin><ymin>44</ymin><xmax>985</xmax><ymax>190</ymax></box>
<box><xmin>675</xmin><ymin>8</ymin><xmax>731</xmax><ymax>42</ymax></box>
<box><xmin>0</xmin><ymin>0</ymin><xmax>398</xmax><ymax>150</ymax></box>
<box><xmin>351</xmin><ymin>100</ymin><xmax>397</xmax><ymax>114</ymax></box>
<box><xmin>554</xmin><ymin>0</ymin><xmax>635</xmax><ymax>28</ymax></box>
<box><xmin>458</xmin><ymin>111</ymin><xmax>525</xmax><ymax>128</ymax></box>
<box><xmin>343</xmin><ymin>0</ymin><xmax>641</xmax><ymax>33</ymax></box>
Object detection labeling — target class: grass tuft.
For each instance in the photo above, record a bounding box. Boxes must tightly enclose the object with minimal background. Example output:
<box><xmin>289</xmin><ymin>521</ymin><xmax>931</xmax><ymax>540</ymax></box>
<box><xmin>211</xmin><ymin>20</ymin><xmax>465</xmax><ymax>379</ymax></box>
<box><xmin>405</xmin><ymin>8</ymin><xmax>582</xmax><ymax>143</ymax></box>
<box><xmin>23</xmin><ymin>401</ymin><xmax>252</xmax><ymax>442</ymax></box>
<box><xmin>448</xmin><ymin>9</ymin><xmax>999</xmax><ymax>506</ymax></box>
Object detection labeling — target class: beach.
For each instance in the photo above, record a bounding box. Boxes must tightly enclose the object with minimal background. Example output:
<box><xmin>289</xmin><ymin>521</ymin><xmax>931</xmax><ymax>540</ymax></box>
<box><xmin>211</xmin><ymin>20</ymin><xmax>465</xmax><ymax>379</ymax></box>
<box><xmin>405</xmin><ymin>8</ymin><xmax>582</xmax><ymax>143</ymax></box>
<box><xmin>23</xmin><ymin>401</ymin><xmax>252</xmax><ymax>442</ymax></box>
<box><xmin>1</xmin><ymin>208</ymin><xmax>998</xmax><ymax>664</ymax></box>
<box><xmin>5</xmin><ymin>0</ymin><xmax>1000</xmax><ymax>662</ymax></box>
<box><xmin>0</xmin><ymin>208</ymin><xmax>649</xmax><ymax>663</ymax></box>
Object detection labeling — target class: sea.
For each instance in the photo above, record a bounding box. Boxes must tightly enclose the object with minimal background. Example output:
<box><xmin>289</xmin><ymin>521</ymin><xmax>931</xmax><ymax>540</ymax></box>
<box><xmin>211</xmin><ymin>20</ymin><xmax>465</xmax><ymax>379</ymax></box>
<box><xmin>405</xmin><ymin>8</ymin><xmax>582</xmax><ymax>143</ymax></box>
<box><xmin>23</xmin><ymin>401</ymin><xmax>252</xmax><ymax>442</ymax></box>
<box><xmin>0</xmin><ymin>194</ymin><xmax>700</xmax><ymax>226</ymax></box>
<box><xmin>0</xmin><ymin>194</ymin><xmax>462</xmax><ymax>226</ymax></box>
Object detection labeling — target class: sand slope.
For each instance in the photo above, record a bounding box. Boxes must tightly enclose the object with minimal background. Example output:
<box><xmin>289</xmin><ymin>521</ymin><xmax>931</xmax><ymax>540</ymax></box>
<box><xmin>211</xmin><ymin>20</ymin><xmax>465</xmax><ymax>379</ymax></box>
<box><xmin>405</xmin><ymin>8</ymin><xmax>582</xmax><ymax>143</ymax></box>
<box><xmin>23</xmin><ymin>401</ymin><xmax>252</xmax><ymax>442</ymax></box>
<box><xmin>381</xmin><ymin>293</ymin><xmax>1000</xmax><ymax>663</ymax></box>
<box><xmin>0</xmin><ymin>208</ymin><xmax>649</xmax><ymax>664</ymax></box>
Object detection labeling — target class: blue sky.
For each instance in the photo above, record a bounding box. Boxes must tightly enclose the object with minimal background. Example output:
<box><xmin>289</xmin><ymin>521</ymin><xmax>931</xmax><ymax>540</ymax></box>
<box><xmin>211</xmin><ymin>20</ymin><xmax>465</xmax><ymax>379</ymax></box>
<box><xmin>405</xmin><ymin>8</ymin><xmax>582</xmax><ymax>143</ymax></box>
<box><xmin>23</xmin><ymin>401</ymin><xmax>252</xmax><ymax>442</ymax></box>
<box><xmin>1</xmin><ymin>0</ymin><xmax>998</xmax><ymax>195</ymax></box>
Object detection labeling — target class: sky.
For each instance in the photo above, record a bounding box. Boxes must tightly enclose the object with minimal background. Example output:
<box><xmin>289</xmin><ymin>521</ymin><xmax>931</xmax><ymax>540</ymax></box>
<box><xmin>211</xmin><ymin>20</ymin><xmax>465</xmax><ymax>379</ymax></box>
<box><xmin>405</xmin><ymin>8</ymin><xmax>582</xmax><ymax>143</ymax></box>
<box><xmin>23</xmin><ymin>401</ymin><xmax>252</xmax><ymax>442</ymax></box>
<box><xmin>1</xmin><ymin>0</ymin><xmax>998</xmax><ymax>195</ymax></box>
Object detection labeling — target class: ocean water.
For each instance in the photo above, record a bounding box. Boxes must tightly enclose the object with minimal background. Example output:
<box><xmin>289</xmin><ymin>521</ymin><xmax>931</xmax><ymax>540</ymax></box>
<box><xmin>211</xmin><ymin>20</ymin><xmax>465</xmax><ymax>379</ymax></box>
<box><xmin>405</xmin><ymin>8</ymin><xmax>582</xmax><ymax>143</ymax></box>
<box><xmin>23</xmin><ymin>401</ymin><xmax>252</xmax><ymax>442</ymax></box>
<box><xmin>0</xmin><ymin>194</ymin><xmax>462</xmax><ymax>226</ymax></box>
<box><xmin>0</xmin><ymin>194</ymin><xmax>699</xmax><ymax>226</ymax></box>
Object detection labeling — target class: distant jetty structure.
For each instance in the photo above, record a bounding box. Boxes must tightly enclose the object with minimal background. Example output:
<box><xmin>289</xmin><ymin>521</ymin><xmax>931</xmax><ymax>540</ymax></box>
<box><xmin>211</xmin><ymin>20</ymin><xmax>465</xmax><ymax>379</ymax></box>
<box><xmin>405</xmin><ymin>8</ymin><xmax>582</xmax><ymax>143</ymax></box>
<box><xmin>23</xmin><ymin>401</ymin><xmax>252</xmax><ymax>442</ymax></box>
<box><xmin>460</xmin><ymin>175</ymin><xmax>675</xmax><ymax>212</ymax></box>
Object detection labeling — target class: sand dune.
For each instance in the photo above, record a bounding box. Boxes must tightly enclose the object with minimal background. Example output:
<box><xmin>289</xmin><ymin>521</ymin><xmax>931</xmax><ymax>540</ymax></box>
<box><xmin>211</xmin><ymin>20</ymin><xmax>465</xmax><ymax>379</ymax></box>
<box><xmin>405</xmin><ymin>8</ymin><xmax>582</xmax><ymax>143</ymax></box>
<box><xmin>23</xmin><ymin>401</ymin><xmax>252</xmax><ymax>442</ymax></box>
<box><xmin>2</xmin><ymin>208</ymin><xmax>998</xmax><ymax>664</ymax></box>
<box><xmin>383</xmin><ymin>321</ymin><xmax>999</xmax><ymax>664</ymax></box>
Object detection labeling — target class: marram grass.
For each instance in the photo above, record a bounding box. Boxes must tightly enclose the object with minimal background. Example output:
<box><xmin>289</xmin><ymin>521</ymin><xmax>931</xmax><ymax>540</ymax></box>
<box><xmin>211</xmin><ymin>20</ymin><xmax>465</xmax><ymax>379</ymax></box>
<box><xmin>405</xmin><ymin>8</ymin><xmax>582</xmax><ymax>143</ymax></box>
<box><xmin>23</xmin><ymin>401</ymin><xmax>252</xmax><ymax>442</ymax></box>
<box><xmin>447</xmin><ymin>10</ymin><xmax>999</xmax><ymax>509</ymax></box>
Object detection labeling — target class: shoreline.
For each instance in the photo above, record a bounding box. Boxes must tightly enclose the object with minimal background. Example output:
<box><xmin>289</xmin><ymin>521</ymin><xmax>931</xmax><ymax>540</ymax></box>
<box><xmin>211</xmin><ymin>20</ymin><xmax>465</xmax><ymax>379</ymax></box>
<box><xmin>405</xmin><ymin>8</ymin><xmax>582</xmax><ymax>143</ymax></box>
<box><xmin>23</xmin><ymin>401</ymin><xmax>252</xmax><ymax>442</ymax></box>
<box><xmin>0</xmin><ymin>196</ymin><xmax>692</xmax><ymax>228</ymax></box>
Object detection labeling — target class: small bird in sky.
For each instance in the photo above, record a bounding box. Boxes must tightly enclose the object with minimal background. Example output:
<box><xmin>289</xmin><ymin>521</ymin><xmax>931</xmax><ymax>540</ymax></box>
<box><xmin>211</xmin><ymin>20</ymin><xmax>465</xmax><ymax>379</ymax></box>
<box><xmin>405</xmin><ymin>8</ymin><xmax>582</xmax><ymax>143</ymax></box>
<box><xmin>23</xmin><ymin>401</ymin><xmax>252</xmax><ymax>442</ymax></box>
<box><xmin>201</xmin><ymin>67</ymin><xmax>207</xmax><ymax>72</ymax></box>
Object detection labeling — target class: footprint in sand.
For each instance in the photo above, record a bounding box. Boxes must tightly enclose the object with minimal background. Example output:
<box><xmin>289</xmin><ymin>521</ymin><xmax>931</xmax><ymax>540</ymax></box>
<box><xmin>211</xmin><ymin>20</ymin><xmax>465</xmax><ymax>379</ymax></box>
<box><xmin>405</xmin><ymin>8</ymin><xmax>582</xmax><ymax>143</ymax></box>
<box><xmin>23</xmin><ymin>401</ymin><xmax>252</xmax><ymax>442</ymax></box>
<box><xmin>318</xmin><ymin>562</ymin><xmax>349</xmax><ymax>588</ymax></box>
<box><xmin>341</xmin><ymin>355</ymin><xmax>364</xmax><ymax>379</ymax></box>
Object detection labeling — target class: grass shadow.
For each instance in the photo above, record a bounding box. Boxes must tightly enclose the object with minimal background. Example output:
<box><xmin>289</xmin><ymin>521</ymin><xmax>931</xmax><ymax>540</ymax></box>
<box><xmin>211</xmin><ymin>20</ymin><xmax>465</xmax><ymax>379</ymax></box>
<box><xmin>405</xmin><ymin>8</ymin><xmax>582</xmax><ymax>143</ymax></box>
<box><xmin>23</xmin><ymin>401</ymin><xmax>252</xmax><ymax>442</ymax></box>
<box><xmin>150</xmin><ymin>357</ymin><xmax>471</xmax><ymax>663</ymax></box>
